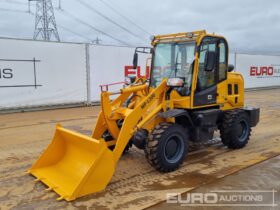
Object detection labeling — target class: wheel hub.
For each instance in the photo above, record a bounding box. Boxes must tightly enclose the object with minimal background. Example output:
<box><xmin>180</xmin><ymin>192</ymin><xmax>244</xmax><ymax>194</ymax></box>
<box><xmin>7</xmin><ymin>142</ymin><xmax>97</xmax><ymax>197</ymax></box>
<box><xmin>164</xmin><ymin>135</ymin><xmax>184</xmax><ymax>163</ymax></box>
<box><xmin>237</xmin><ymin>119</ymin><xmax>249</xmax><ymax>142</ymax></box>
<box><xmin>165</xmin><ymin>138</ymin><xmax>178</xmax><ymax>158</ymax></box>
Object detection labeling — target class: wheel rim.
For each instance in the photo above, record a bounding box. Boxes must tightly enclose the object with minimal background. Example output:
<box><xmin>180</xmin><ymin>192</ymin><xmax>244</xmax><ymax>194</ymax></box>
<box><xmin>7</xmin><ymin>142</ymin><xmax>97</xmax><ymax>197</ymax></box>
<box><xmin>164</xmin><ymin>134</ymin><xmax>184</xmax><ymax>163</ymax></box>
<box><xmin>236</xmin><ymin>119</ymin><xmax>249</xmax><ymax>142</ymax></box>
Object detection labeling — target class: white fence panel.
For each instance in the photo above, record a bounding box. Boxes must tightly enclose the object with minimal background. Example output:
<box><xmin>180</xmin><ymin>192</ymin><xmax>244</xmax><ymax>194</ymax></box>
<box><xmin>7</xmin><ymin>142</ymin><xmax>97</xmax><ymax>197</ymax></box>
<box><xmin>0</xmin><ymin>39</ymin><xmax>87</xmax><ymax>109</ymax></box>
<box><xmin>236</xmin><ymin>53</ymin><xmax>280</xmax><ymax>88</ymax></box>
<box><xmin>1</xmin><ymin>38</ymin><xmax>279</xmax><ymax>110</ymax></box>
<box><xmin>89</xmin><ymin>45</ymin><xmax>150</xmax><ymax>102</ymax></box>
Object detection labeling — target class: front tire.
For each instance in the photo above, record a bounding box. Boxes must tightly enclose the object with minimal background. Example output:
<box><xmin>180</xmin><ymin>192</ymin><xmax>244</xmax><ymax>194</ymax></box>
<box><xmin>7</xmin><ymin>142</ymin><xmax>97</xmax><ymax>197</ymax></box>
<box><xmin>145</xmin><ymin>123</ymin><xmax>188</xmax><ymax>172</ymax></box>
<box><xmin>219</xmin><ymin>110</ymin><xmax>251</xmax><ymax>149</ymax></box>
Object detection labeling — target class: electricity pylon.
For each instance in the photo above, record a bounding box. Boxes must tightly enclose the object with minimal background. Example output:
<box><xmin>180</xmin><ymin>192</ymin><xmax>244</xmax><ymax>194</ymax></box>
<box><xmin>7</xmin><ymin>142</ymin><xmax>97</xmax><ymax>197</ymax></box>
<box><xmin>30</xmin><ymin>0</ymin><xmax>60</xmax><ymax>41</ymax></box>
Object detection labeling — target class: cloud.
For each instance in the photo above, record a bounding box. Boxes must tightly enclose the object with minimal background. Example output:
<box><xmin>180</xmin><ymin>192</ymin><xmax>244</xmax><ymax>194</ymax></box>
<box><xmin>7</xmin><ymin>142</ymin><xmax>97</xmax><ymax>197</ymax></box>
<box><xmin>0</xmin><ymin>0</ymin><xmax>279</xmax><ymax>54</ymax></box>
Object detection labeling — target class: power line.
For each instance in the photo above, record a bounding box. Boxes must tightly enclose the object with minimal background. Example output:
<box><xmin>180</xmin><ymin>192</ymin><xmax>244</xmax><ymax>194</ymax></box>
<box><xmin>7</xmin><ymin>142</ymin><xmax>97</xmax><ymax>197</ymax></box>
<box><xmin>0</xmin><ymin>7</ymin><xmax>32</xmax><ymax>39</ymax></box>
<box><xmin>27</xmin><ymin>9</ymin><xmax>91</xmax><ymax>42</ymax></box>
<box><xmin>0</xmin><ymin>0</ymin><xmax>28</xmax><ymax>6</ymax></box>
<box><xmin>61</xmin><ymin>9</ymin><xmax>131</xmax><ymax>46</ymax></box>
<box><xmin>99</xmin><ymin>0</ymin><xmax>151</xmax><ymax>36</ymax></box>
<box><xmin>0</xmin><ymin>11</ymin><xmax>88</xmax><ymax>42</ymax></box>
<box><xmin>0</xmin><ymin>1</ymin><xmax>131</xmax><ymax>45</ymax></box>
<box><xmin>58</xmin><ymin>24</ymin><xmax>92</xmax><ymax>42</ymax></box>
<box><xmin>0</xmin><ymin>7</ymin><xmax>30</xmax><ymax>13</ymax></box>
<box><xmin>105</xmin><ymin>0</ymin><xmax>152</xmax><ymax>36</ymax></box>
<box><xmin>0</xmin><ymin>0</ymin><xmax>35</xmax><ymax>13</ymax></box>
<box><xmin>0</xmin><ymin>4</ymin><xmax>113</xmax><ymax>43</ymax></box>
<box><xmin>76</xmin><ymin>0</ymin><xmax>147</xmax><ymax>43</ymax></box>
<box><xmin>30</xmin><ymin>11</ymin><xmax>92</xmax><ymax>42</ymax></box>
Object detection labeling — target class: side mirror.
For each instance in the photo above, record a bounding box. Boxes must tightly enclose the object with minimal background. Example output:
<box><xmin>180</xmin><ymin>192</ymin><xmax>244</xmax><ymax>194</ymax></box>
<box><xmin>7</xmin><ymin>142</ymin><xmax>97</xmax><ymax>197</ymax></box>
<box><xmin>228</xmin><ymin>64</ymin><xmax>234</xmax><ymax>72</ymax></box>
<box><xmin>204</xmin><ymin>51</ymin><xmax>216</xmax><ymax>71</ymax></box>
<box><xmin>125</xmin><ymin>76</ymin><xmax>136</xmax><ymax>85</ymax></box>
<box><xmin>133</xmin><ymin>52</ymin><xmax>138</xmax><ymax>69</ymax></box>
<box><xmin>167</xmin><ymin>78</ymin><xmax>184</xmax><ymax>87</ymax></box>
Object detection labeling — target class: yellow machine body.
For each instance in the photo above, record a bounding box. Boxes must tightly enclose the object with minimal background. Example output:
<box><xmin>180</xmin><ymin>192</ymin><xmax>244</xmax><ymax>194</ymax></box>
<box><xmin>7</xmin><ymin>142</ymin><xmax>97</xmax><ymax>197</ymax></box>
<box><xmin>29</xmin><ymin>31</ymin><xmax>249</xmax><ymax>201</ymax></box>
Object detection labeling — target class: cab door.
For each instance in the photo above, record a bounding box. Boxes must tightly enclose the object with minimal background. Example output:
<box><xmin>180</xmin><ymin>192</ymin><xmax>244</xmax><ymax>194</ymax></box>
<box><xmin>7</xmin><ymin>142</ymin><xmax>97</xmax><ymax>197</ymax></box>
<box><xmin>193</xmin><ymin>37</ymin><xmax>228</xmax><ymax>107</ymax></box>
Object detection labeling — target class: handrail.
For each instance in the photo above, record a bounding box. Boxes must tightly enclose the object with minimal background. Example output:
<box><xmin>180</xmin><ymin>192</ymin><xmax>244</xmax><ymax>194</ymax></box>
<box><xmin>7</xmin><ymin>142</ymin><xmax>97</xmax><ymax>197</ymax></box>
<box><xmin>100</xmin><ymin>82</ymin><xmax>125</xmax><ymax>92</ymax></box>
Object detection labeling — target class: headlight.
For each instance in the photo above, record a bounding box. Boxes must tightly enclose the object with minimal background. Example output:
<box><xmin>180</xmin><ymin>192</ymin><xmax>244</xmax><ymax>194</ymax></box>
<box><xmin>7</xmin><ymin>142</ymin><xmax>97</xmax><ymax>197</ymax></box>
<box><xmin>167</xmin><ymin>78</ymin><xmax>184</xmax><ymax>87</ymax></box>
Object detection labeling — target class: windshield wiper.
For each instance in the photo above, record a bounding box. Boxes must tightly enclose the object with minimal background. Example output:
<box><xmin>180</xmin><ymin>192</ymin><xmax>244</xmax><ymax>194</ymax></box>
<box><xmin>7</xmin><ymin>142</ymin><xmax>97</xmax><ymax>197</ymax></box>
<box><xmin>168</xmin><ymin>49</ymin><xmax>179</xmax><ymax>78</ymax></box>
<box><xmin>174</xmin><ymin>50</ymin><xmax>179</xmax><ymax>77</ymax></box>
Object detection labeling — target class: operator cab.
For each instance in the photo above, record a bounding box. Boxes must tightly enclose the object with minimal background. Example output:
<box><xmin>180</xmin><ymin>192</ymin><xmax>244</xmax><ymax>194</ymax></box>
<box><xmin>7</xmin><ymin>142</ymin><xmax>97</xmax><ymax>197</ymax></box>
<box><xmin>132</xmin><ymin>31</ymin><xmax>235</xmax><ymax>108</ymax></box>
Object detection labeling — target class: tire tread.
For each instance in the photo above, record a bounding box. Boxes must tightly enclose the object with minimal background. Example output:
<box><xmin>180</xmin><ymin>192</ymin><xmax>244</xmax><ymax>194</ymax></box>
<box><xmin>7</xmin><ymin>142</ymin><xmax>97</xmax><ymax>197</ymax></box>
<box><xmin>219</xmin><ymin>109</ymin><xmax>251</xmax><ymax>149</ymax></box>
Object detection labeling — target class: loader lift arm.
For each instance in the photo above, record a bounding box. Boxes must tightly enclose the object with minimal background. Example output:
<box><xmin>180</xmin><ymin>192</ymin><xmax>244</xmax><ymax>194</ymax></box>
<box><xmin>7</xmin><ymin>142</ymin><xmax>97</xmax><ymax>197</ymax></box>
<box><xmin>93</xmin><ymin>80</ymin><xmax>167</xmax><ymax>163</ymax></box>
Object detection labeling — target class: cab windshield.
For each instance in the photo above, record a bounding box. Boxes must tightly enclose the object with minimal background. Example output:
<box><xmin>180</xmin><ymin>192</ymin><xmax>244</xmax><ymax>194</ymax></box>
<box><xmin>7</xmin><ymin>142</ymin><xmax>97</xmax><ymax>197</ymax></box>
<box><xmin>150</xmin><ymin>42</ymin><xmax>195</xmax><ymax>95</ymax></box>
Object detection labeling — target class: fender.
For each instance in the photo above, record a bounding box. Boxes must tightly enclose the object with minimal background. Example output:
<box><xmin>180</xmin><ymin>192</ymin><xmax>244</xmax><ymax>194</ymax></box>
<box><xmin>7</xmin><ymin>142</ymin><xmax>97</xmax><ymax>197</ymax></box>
<box><xmin>158</xmin><ymin>109</ymin><xmax>194</xmax><ymax>127</ymax></box>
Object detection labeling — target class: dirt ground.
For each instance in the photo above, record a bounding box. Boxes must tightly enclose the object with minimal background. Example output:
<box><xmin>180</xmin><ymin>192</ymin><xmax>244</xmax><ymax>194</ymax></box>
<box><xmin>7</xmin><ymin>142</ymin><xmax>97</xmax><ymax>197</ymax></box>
<box><xmin>150</xmin><ymin>155</ymin><xmax>280</xmax><ymax>210</ymax></box>
<box><xmin>0</xmin><ymin>88</ymin><xmax>279</xmax><ymax>210</ymax></box>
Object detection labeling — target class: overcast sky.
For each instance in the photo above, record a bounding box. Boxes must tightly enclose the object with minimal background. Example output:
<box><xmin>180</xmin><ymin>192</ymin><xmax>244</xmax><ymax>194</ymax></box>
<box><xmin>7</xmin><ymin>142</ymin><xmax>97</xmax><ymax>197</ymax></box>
<box><xmin>0</xmin><ymin>0</ymin><xmax>279</xmax><ymax>54</ymax></box>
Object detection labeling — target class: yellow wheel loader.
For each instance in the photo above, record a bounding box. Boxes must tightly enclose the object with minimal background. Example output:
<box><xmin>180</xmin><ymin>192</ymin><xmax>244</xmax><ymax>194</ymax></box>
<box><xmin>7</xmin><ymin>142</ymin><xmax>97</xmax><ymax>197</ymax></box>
<box><xmin>28</xmin><ymin>30</ymin><xmax>260</xmax><ymax>201</ymax></box>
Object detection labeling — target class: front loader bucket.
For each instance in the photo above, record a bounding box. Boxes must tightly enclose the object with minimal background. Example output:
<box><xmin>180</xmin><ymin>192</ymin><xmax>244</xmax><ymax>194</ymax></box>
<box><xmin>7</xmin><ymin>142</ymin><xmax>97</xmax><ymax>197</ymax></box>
<box><xmin>28</xmin><ymin>124</ymin><xmax>115</xmax><ymax>201</ymax></box>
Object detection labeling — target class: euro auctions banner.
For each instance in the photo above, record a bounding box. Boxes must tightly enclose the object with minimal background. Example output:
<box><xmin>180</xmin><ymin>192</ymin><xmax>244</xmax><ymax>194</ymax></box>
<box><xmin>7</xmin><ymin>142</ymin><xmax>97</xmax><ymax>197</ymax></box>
<box><xmin>236</xmin><ymin>53</ymin><xmax>280</xmax><ymax>88</ymax></box>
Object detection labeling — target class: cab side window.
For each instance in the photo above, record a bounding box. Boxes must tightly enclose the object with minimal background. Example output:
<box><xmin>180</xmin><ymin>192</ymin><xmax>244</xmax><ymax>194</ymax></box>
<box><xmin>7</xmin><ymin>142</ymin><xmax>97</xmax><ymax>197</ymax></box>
<box><xmin>219</xmin><ymin>41</ymin><xmax>227</xmax><ymax>81</ymax></box>
<box><xmin>197</xmin><ymin>39</ymin><xmax>217</xmax><ymax>90</ymax></box>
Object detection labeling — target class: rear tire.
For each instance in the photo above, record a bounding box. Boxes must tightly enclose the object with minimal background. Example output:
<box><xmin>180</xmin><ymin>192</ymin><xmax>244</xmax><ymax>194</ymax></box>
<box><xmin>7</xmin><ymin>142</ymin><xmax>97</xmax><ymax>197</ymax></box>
<box><xmin>219</xmin><ymin>109</ymin><xmax>251</xmax><ymax>149</ymax></box>
<box><xmin>145</xmin><ymin>123</ymin><xmax>188</xmax><ymax>172</ymax></box>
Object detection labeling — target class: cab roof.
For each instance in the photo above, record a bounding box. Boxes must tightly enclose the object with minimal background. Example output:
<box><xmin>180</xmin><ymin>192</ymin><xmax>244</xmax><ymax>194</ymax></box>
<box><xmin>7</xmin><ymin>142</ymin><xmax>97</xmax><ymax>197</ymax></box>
<box><xmin>151</xmin><ymin>30</ymin><xmax>207</xmax><ymax>45</ymax></box>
